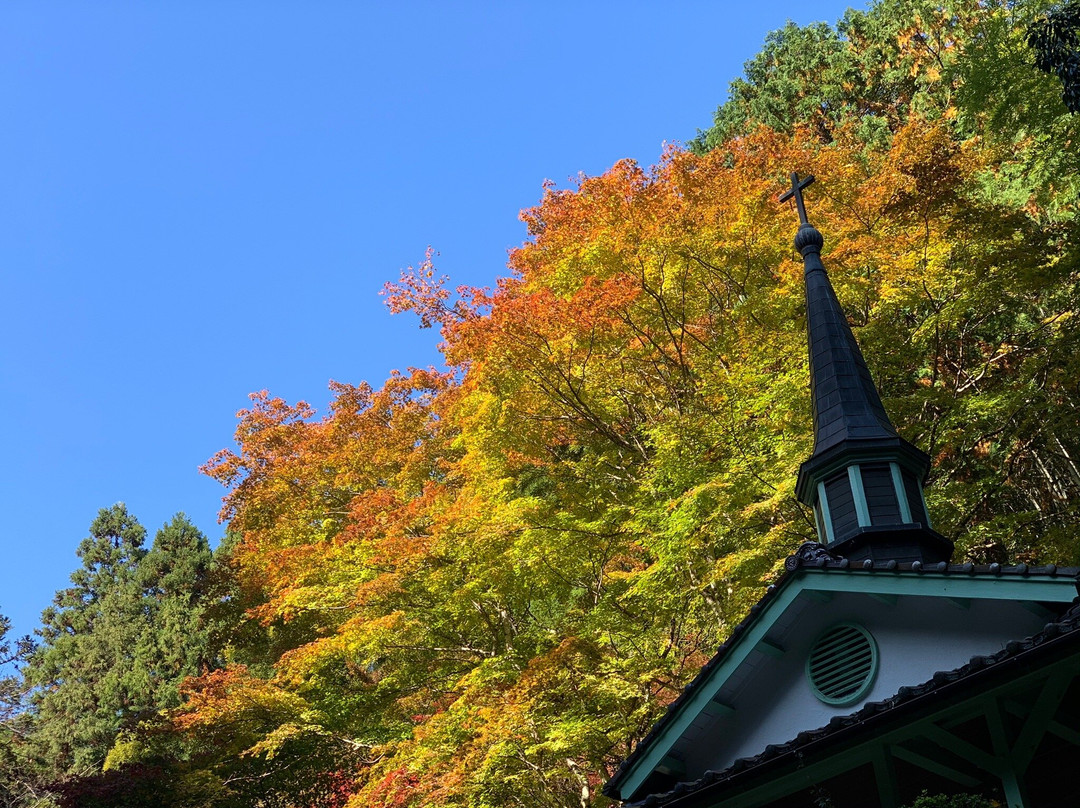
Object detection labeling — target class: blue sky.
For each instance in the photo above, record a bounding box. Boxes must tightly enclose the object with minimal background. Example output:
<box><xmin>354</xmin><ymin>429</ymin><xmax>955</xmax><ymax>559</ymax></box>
<box><xmin>0</xmin><ymin>1</ymin><xmax>859</xmax><ymax>641</ymax></box>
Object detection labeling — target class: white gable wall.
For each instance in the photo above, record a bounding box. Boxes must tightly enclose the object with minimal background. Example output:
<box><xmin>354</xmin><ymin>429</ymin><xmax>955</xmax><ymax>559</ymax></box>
<box><xmin>679</xmin><ymin>592</ymin><xmax>1047</xmax><ymax>777</ymax></box>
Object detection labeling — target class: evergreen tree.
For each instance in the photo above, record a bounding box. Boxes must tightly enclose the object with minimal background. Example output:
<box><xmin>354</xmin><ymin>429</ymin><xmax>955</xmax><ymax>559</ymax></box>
<box><xmin>27</xmin><ymin>505</ymin><xmax>149</xmax><ymax>773</ymax></box>
<box><xmin>135</xmin><ymin>514</ymin><xmax>213</xmax><ymax>711</ymax></box>
<box><xmin>26</xmin><ymin>507</ymin><xmax>214</xmax><ymax>778</ymax></box>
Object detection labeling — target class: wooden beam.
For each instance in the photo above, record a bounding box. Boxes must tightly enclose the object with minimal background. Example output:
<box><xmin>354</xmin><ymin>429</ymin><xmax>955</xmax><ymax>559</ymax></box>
<box><xmin>921</xmin><ymin>724</ymin><xmax>1001</xmax><ymax>774</ymax></box>
<box><xmin>890</xmin><ymin>745</ymin><xmax>981</xmax><ymax>787</ymax></box>
<box><xmin>702</xmin><ymin>697</ymin><xmax>735</xmax><ymax>718</ymax></box>
<box><xmin>1000</xmin><ymin>767</ymin><xmax>1031</xmax><ymax>808</ymax></box>
<box><xmin>872</xmin><ymin>746</ymin><xmax>900</xmax><ymax>808</ymax></box>
<box><xmin>1012</xmin><ymin>669</ymin><xmax>1074</xmax><ymax>770</ymax></box>
<box><xmin>1045</xmin><ymin>719</ymin><xmax>1080</xmax><ymax>746</ymax></box>
<box><xmin>657</xmin><ymin>754</ymin><xmax>685</xmax><ymax>776</ymax></box>
<box><xmin>1020</xmin><ymin>600</ymin><xmax>1057</xmax><ymax>621</ymax></box>
<box><xmin>756</xmin><ymin>638</ymin><xmax>785</xmax><ymax>658</ymax></box>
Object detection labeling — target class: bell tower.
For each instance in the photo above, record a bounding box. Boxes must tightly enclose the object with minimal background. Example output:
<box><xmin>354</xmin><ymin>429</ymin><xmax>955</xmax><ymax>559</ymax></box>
<box><xmin>782</xmin><ymin>173</ymin><xmax>952</xmax><ymax>564</ymax></box>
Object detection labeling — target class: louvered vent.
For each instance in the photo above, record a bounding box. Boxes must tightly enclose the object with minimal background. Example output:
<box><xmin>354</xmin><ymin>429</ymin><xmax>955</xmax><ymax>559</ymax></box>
<box><xmin>806</xmin><ymin>623</ymin><xmax>877</xmax><ymax>706</ymax></box>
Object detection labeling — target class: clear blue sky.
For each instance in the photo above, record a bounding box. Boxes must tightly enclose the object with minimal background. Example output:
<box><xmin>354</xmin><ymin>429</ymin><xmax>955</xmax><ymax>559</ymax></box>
<box><xmin>0</xmin><ymin>1</ymin><xmax>859</xmax><ymax>642</ymax></box>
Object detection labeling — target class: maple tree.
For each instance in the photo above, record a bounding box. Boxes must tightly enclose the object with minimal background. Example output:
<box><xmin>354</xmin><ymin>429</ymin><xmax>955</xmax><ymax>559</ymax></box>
<box><xmin>178</xmin><ymin>114</ymin><xmax>1079</xmax><ymax>806</ymax></box>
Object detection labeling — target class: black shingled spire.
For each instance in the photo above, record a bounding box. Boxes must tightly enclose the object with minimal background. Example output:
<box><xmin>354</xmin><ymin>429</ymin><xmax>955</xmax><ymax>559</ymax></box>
<box><xmin>798</xmin><ymin>222</ymin><xmax>898</xmax><ymax>454</ymax></box>
<box><xmin>782</xmin><ymin>174</ymin><xmax>952</xmax><ymax>564</ymax></box>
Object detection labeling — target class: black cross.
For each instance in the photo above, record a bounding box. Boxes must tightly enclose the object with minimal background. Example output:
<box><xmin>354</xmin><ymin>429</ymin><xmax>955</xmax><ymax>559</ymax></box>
<box><xmin>778</xmin><ymin>172</ymin><xmax>815</xmax><ymax>225</ymax></box>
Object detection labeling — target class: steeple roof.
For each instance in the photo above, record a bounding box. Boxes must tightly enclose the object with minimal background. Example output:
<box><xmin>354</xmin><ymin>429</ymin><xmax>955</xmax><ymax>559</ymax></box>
<box><xmin>798</xmin><ymin>222</ymin><xmax>900</xmax><ymax>457</ymax></box>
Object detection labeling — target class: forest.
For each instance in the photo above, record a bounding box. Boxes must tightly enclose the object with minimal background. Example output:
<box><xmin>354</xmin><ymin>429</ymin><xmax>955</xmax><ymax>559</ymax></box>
<box><xmin>3</xmin><ymin>0</ymin><xmax>1080</xmax><ymax>805</ymax></box>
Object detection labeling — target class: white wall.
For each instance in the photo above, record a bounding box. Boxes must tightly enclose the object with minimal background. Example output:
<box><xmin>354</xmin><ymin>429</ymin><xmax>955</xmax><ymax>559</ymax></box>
<box><xmin>679</xmin><ymin>592</ymin><xmax>1047</xmax><ymax>776</ymax></box>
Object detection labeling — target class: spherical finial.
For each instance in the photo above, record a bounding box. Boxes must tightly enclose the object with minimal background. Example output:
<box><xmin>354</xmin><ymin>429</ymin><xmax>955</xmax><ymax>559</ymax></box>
<box><xmin>795</xmin><ymin>223</ymin><xmax>824</xmax><ymax>255</ymax></box>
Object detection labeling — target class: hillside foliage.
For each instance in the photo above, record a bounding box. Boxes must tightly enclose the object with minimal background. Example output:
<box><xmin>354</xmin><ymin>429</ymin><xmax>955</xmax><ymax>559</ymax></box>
<box><xmin>9</xmin><ymin>1</ymin><xmax>1080</xmax><ymax>805</ymax></box>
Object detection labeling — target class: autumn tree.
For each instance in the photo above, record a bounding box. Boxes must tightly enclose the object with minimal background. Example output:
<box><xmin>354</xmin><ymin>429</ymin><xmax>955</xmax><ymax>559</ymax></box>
<box><xmin>176</xmin><ymin>1</ymin><xmax>1080</xmax><ymax>806</ymax></box>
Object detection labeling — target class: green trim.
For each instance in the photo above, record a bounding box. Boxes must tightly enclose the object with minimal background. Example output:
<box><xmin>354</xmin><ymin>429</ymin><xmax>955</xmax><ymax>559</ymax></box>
<box><xmin>1047</xmin><ymin>718</ymin><xmax>1080</xmax><ymax>745</ymax></box>
<box><xmin>799</xmin><ymin>569</ymin><xmax>1077</xmax><ymax>603</ymax></box>
<box><xmin>1011</xmin><ymin>668</ymin><xmax>1073</xmax><ymax>769</ymax></box>
<box><xmin>816</xmin><ymin>481</ymin><xmax>835</xmax><ymax>543</ymax></box>
<box><xmin>922</xmin><ymin>724</ymin><xmax>999</xmax><ymax>773</ymax></box>
<box><xmin>848</xmin><ymin>464</ymin><xmax>871</xmax><ymax>526</ymax></box>
<box><xmin>613</xmin><ymin>578</ymin><xmax>806</xmax><ymax>798</ymax></box>
<box><xmin>802</xmin><ymin>450</ymin><xmax>920</xmax><ymax>494</ymax></box>
<box><xmin>890</xmin><ymin>462</ymin><xmax>912</xmax><ymax>523</ymax></box>
<box><xmin>917</xmin><ymin>484</ymin><xmax>932</xmax><ymax>529</ymax></box>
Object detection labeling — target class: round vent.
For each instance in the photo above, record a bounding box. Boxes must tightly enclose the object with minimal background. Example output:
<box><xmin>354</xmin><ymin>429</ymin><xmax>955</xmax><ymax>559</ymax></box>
<box><xmin>806</xmin><ymin>623</ymin><xmax>878</xmax><ymax>706</ymax></box>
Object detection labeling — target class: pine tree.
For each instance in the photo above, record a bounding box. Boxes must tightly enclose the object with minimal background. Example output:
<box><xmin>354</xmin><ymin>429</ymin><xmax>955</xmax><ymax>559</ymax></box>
<box><xmin>135</xmin><ymin>514</ymin><xmax>213</xmax><ymax>711</ymax></box>
<box><xmin>25</xmin><ymin>507</ymin><xmax>216</xmax><ymax>779</ymax></box>
<box><xmin>27</xmin><ymin>504</ymin><xmax>149</xmax><ymax>773</ymax></box>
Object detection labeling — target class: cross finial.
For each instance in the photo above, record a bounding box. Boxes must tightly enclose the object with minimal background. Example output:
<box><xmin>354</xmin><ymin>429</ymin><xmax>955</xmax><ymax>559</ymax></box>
<box><xmin>778</xmin><ymin>172</ymin><xmax>816</xmax><ymax>225</ymax></box>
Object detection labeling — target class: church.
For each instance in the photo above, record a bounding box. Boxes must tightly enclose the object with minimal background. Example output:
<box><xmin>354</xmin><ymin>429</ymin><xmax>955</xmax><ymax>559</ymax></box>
<box><xmin>602</xmin><ymin>175</ymin><xmax>1080</xmax><ymax>808</ymax></box>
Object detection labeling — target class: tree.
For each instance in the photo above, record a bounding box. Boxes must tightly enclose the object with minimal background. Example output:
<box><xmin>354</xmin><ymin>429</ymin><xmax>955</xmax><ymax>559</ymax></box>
<box><xmin>1029</xmin><ymin>0</ymin><xmax>1080</xmax><ymax>112</ymax></box>
<box><xmin>0</xmin><ymin>612</ymin><xmax>46</xmax><ymax>808</ymax></box>
<box><xmin>135</xmin><ymin>514</ymin><xmax>213</xmax><ymax>711</ymax></box>
<box><xmin>27</xmin><ymin>505</ymin><xmax>149</xmax><ymax>774</ymax></box>
<box><xmin>25</xmin><ymin>507</ymin><xmax>214</xmax><ymax>780</ymax></box>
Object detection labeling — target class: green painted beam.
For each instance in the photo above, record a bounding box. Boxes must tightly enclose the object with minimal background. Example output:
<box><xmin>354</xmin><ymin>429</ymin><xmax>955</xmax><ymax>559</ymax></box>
<box><xmin>1011</xmin><ymin>668</ymin><xmax>1074</xmax><ymax>770</ymax></box>
<box><xmin>800</xmin><ymin>569</ymin><xmax>1077</xmax><ymax>603</ymax></box>
<box><xmin>873</xmin><ymin>746</ymin><xmax>901</xmax><ymax>808</ymax></box>
<box><xmin>921</xmin><ymin>724</ymin><xmax>1001</xmax><ymax>774</ymax></box>
<box><xmin>696</xmin><ymin>749</ymin><xmax>875</xmax><ymax>808</ymax></box>
<box><xmin>657</xmin><ymin>754</ymin><xmax>685</xmax><ymax>776</ymax></box>
<box><xmin>986</xmin><ymin>697</ymin><xmax>1014</xmax><ymax>760</ymax></box>
<box><xmin>870</xmin><ymin>593</ymin><xmax>899</xmax><ymax>606</ymax></box>
<box><xmin>756</xmin><ymin>638</ymin><xmax>785</xmax><ymax>658</ymax></box>
<box><xmin>1045</xmin><ymin>719</ymin><xmax>1080</xmax><ymax>746</ymax></box>
<box><xmin>703</xmin><ymin>659</ymin><xmax>1079</xmax><ymax>808</ymax></box>
<box><xmin>890</xmin><ymin>745</ymin><xmax>981</xmax><ymax>787</ymax></box>
<box><xmin>702</xmin><ymin>698</ymin><xmax>735</xmax><ymax>718</ymax></box>
<box><xmin>1000</xmin><ymin>766</ymin><xmax>1031</xmax><ymax>808</ymax></box>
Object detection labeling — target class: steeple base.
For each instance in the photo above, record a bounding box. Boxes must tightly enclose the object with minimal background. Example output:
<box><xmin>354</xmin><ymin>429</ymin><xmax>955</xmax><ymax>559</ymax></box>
<box><xmin>827</xmin><ymin>524</ymin><xmax>953</xmax><ymax>566</ymax></box>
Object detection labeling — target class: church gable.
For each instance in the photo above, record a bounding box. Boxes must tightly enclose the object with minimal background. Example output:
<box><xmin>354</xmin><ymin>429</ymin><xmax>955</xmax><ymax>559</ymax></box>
<box><xmin>607</xmin><ymin>556</ymin><xmax>1080</xmax><ymax>803</ymax></box>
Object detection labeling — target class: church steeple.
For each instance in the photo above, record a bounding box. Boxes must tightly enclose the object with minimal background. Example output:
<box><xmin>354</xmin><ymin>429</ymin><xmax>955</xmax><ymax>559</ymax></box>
<box><xmin>782</xmin><ymin>173</ymin><xmax>952</xmax><ymax>564</ymax></box>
